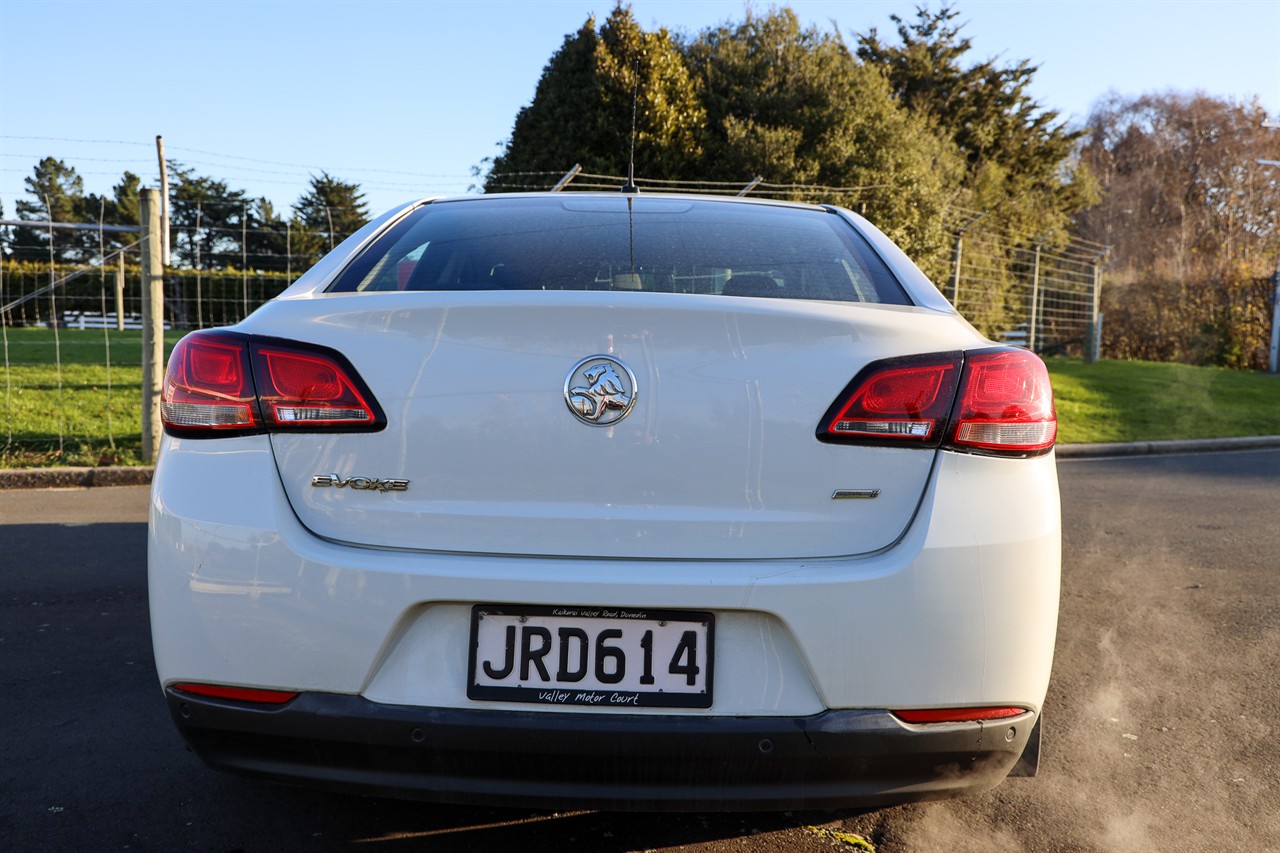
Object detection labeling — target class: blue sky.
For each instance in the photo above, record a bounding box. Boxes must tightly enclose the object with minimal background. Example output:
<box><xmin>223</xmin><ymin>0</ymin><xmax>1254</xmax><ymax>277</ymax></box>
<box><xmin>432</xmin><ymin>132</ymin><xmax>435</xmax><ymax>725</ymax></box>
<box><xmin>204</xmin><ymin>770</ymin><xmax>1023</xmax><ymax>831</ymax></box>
<box><xmin>1</xmin><ymin>0</ymin><xmax>1277</xmax><ymax>216</ymax></box>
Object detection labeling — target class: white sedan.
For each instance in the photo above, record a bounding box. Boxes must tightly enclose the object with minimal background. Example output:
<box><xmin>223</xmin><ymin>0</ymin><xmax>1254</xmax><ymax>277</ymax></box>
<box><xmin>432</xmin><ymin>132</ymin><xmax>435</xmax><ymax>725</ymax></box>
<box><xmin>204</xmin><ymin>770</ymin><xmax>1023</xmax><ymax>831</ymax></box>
<box><xmin>149</xmin><ymin>193</ymin><xmax>1060</xmax><ymax>811</ymax></box>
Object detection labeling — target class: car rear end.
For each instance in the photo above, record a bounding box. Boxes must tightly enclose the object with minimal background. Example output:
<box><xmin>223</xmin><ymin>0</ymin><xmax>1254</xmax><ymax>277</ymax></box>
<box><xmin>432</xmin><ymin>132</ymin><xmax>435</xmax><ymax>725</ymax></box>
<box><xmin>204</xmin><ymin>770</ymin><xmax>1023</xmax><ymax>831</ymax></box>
<box><xmin>148</xmin><ymin>194</ymin><xmax>1060</xmax><ymax>810</ymax></box>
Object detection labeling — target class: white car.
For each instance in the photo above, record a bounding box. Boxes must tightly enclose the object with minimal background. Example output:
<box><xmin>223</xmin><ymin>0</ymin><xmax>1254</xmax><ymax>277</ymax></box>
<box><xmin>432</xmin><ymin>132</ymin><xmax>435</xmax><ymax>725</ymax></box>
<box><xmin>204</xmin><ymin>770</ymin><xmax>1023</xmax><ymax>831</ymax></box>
<box><xmin>149</xmin><ymin>193</ymin><xmax>1060</xmax><ymax>811</ymax></box>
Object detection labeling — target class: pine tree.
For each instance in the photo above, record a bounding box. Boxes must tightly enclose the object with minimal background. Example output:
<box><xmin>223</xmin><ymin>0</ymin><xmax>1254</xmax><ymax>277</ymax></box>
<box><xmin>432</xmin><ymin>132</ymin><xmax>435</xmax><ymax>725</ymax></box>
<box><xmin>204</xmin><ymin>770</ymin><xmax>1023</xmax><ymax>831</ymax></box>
<box><xmin>169</xmin><ymin>164</ymin><xmax>250</xmax><ymax>270</ymax></box>
<box><xmin>856</xmin><ymin>4</ymin><xmax>1096</xmax><ymax>238</ymax></box>
<box><xmin>293</xmin><ymin>172</ymin><xmax>369</xmax><ymax>252</ymax></box>
<box><xmin>682</xmin><ymin>8</ymin><xmax>963</xmax><ymax>269</ymax></box>
<box><xmin>11</xmin><ymin>157</ymin><xmax>91</xmax><ymax>263</ymax></box>
<box><xmin>484</xmin><ymin>5</ymin><xmax>705</xmax><ymax>189</ymax></box>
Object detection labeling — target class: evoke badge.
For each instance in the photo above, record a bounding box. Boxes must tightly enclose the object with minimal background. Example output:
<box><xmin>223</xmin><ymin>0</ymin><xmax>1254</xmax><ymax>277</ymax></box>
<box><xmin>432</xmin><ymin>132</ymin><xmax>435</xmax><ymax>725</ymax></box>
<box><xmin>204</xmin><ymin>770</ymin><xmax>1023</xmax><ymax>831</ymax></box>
<box><xmin>564</xmin><ymin>355</ymin><xmax>637</xmax><ymax>426</ymax></box>
<box><xmin>311</xmin><ymin>474</ymin><xmax>409</xmax><ymax>492</ymax></box>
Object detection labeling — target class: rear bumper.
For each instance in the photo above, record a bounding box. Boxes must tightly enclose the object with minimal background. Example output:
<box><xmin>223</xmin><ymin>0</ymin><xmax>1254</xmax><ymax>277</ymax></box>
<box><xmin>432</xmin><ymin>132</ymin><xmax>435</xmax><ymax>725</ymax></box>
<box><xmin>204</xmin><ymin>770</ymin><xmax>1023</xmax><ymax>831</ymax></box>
<box><xmin>167</xmin><ymin>688</ymin><xmax>1036</xmax><ymax>812</ymax></box>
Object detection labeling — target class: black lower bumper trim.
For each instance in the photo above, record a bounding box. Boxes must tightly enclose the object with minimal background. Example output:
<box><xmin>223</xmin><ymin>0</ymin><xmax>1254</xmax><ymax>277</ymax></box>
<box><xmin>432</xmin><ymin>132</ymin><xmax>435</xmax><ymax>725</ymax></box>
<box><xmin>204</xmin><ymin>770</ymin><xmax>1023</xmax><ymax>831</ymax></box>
<box><xmin>165</xmin><ymin>689</ymin><xmax>1035</xmax><ymax>811</ymax></box>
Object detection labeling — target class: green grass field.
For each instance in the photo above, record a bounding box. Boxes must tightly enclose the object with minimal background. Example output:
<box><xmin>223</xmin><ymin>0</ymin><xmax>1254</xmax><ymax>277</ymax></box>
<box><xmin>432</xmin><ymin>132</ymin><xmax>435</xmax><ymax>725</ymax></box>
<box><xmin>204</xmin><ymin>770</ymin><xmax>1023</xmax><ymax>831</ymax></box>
<box><xmin>1</xmin><ymin>328</ymin><xmax>184</xmax><ymax>467</ymax></box>
<box><xmin>1</xmin><ymin>328</ymin><xmax>1278</xmax><ymax>467</ymax></box>
<box><xmin>1045</xmin><ymin>357</ymin><xmax>1280</xmax><ymax>444</ymax></box>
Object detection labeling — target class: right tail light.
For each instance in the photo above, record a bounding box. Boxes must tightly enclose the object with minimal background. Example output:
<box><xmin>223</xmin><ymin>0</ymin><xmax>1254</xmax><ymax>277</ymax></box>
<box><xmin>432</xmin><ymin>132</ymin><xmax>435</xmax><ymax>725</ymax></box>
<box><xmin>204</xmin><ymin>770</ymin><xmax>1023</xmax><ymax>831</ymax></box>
<box><xmin>818</xmin><ymin>347</ymin><xmax>1056</xmax><ymax>457</ymax></box>
<box><xmin>946</xmin><ymin>349</ymin><xmax>1057</xmax><ymax>454</ymax></box>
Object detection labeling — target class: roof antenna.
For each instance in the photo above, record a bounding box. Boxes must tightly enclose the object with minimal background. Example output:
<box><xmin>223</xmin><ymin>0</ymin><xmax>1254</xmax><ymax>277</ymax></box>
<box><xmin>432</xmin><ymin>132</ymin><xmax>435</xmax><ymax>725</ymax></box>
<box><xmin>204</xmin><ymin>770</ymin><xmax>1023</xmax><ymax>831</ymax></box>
<box><xmin>621</xmin><ymin>60</ymin><xmax>640</xmax><ymax>194</ymax></box>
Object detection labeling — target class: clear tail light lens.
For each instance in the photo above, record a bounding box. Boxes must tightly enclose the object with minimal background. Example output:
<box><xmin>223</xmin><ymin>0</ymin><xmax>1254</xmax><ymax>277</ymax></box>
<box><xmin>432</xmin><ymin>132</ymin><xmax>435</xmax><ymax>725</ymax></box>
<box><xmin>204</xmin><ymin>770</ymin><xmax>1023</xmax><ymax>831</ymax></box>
<box><xmin>161</xmin><ymin>331</ymin><xmax>384</xmax><ymax>437</ymax></box>
<box><xmin>819</xmin><ymin>347</ymin><xmax>1056</xmax><ymax>457</ymax></box>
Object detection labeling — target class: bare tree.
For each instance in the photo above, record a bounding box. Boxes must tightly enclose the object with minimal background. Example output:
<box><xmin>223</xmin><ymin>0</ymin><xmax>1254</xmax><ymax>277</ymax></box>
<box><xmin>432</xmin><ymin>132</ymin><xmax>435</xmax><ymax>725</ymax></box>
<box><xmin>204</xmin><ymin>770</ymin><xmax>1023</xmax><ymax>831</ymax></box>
<box><xmin>1077</xmin><ymin>93</ymin><xmax>1278</xmax><ymax>280</ymax></box>
<box><xmin>1075</xmin><ymin>93</ymin><xmax>1280</xmax><ymax>368</ymax></box>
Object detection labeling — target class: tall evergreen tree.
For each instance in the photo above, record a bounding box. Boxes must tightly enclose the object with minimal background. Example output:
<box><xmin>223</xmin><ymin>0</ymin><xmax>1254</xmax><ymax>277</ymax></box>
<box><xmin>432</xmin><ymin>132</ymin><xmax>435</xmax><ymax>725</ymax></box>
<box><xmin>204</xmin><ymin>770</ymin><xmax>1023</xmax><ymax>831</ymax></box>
<box><xmin>108</xmin><ymin>171</ymin><xmax>141</xmax><ymax>228</ymax></box>
<box><xmin>682</xmin><ymin>8</ymin><xmax>963</xmax><ymax>269</ymax></box>
<box><xmin>293</xmin><ymin>172</ymin><xmax>369</xmax><ymax>252</ymax></box>
<box><xmin>243</xmin><ymin>198</ymin><xmax>288</xmax><ymax>273</ymax></box>
<box><xmin>79</xmin><ymin>170</ymin><xmax>142</xmax><ymax>258</ymax></box>
<box><xmin>169</xmin><ymin>164</ymin><xmax>251</xmax><ymax>270</ymax></box>
<box><xmin>484</xmin><ymin>5</ymin><xmax>706</xmax><ymax>189</ymax></box>
<box><xmin>11</xmin><ymin>157</ymin><xmax>92</xmax><ymax>262</ymax></box>
<box><xmin>0</xmin><ymin>198</ymin><xmax>9</xmax><ymax>260</ymax></box>
<box><xmin>855</xmin><ymin>4</ymin><xmax>1096</xmax><ymax>239</ymax></box>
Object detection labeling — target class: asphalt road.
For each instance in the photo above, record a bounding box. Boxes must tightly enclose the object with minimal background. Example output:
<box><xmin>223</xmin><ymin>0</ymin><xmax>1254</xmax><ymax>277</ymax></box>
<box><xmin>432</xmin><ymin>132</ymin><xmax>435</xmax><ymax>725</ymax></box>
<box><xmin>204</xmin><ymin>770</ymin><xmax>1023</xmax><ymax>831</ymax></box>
<box><xmin>2</xmin><ymin>450</ymin><xmax>1278</xmax><ymax>852</ymax></box>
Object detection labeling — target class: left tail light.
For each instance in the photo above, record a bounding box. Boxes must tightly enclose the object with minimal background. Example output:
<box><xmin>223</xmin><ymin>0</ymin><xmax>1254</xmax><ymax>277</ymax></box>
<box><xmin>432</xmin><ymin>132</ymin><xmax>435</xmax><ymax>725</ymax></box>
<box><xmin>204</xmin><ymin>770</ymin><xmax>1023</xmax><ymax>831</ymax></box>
<box><xmin>946</xmin><ymin>349</ymin><xmax>1057</xmax><ymax>453</ymax></box>
<box><xmin>161</xmin><ymin>330</ymin><xmax>385</xmax><ymax>437</ymax></box>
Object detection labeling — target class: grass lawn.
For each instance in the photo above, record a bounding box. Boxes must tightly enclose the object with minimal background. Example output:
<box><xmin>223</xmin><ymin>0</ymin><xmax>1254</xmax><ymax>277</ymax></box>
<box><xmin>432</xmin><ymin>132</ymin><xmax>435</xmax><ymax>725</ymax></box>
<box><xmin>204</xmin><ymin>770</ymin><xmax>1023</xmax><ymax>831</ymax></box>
<box><xmin>1</xmin><ymin>326</ymin><xmax>184</xmax><ymax>366</ymax></box>
<box><xmin>1</xmin><ymin>328</ymin><xmax>184</xmax><ymax>467</ymax></box>
<box><xmin>1046</xmin><ymin>358</ymin><xmax>1280</xmax><ymax>445</ymax></box>
<box><xmin>2</xmin><ymin>328</ymin><xmax>1278</xmax><ymax>467</ymax></box>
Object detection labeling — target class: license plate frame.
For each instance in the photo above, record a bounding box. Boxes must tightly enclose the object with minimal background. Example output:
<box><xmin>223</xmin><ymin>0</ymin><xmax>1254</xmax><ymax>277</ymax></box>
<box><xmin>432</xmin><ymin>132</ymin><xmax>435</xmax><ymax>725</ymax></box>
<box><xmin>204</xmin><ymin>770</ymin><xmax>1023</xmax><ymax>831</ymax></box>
<box><xmin>467</xmin><ymin>604</ymin><xmax>714</xmax><ymax>709</ymax></box>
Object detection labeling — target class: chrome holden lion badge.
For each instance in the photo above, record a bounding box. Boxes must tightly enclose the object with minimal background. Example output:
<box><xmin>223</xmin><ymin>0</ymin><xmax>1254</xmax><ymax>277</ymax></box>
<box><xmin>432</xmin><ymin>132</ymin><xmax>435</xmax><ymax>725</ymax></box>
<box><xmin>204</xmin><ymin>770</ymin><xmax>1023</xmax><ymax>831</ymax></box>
<box><xmin>564</xmin><ymin>355</ymin><xmax>637</xmax><ymax>426</ymax></box>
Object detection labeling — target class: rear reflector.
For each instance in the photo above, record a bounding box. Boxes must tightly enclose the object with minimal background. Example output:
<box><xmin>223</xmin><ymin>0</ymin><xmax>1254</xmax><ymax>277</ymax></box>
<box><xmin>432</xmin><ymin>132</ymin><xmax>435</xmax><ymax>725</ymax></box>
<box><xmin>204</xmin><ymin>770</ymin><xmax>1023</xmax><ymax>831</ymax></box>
<box><xmin>173</xmin><ymin>683</ymin><xmax>299</xmax><ymax>705</ymax></box>
<box><xmin>893</xmin><ymin>707</ymin><xmax>1027</xmax><ymax>724</ymax></box>
<box><xmin>161</xmin><ymin>331</ymin><xmax>384</xmax><ymax>437</ymax></box>
<box><xmin>819</xmin><ymin>347</ymin><xmax>1056</xmax><ymax>457</ymax></box>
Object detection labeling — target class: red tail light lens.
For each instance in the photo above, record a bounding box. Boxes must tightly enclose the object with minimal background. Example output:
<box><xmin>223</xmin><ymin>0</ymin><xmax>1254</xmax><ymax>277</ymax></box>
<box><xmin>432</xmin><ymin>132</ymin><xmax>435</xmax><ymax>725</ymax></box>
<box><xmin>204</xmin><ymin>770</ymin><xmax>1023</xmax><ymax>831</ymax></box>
<box><xmin>161</xmin><ymin>331</ymin><xmax>384</xmax><ymax>437</ymax></box>
<box><xmin>818</xmin><ymin>347</ymin><xmax>1056</xmax><ymax>457</ymax></box>
<box><xmin>252</xmin><ymin>346</ymin><xmax>379</xmax><ymax>427</ymax></box>
<box><xmin>161</xmin><ymin>333</ymin><xmax>260</xmax><ymax>433</ymax></box>
<box><xmin>949</xmin><ymin>350</ymin><xmax>1057</xmax><ymax>454</ymax></box>
<box><xmin>818</xmin><ymin>353</ymin><xmax>962</xmax><ymax>445</ymax></box>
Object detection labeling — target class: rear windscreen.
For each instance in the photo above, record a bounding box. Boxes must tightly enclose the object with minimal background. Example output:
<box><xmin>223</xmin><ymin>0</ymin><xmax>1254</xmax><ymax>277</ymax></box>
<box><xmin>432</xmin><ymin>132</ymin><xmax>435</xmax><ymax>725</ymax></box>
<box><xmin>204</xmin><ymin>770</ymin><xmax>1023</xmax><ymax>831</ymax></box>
<box><xmin>326</xmin><ymin>196</ymin><xmax>911</xmax><ymax>305</ymax></box>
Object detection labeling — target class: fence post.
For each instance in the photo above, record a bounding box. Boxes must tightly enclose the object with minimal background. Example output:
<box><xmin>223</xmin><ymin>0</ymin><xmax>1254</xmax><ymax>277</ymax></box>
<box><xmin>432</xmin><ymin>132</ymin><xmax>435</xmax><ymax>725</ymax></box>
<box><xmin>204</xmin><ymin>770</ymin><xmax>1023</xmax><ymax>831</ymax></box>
<box><xmin>1269</xmin><ymin>262</ymin><xmax>1280</xmax><ymax>374</ymax></box>
<box><xmin>1028</xmin><ymin>244</ymin><xmax>1041</xmax><ymax>352</ymax></box>
<box><xmin>156</xmin><ymin>135</ymin><xmax>171</xmax><ymax>267</ymax></box>
<box><xmin>115</xmin><ymin>253</ymin><xmax>126</xmax><ymax>331</ymax></box>
<box><xmin>949</xmin><ymin>233</ymin><xmax>963</xmax><ymax>307</ymax></box>
<box><xmin>140</xmin><ymin>189</ymin><xmax>165</xmax><ymax>463</ymax></box>
<box><xmin>1085</xmin><ymin>257</ymin><xmax>1103</xmax><ymax>364</ymax></box>
<box><xmin>551</xmin><ymin>164</ymin><xmax>582</xmax><ymax>192</ymax></box>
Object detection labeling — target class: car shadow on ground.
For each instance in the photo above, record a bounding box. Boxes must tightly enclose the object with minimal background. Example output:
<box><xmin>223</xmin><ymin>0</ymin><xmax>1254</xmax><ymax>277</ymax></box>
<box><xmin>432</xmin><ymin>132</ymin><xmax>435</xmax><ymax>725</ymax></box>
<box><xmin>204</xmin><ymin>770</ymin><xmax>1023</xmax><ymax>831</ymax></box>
<box><xmin>204</xmin><ymin>780</ymin><xmax>877</xmax><ymax>851</ymax></box>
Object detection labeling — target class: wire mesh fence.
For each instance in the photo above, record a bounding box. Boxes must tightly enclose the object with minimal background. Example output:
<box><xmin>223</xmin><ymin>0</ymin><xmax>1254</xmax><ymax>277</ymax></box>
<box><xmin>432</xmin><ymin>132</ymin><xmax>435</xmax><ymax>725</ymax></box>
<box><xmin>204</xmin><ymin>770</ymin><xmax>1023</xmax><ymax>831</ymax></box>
<box><xmin>0</xmin><ymin>251</ymin><xmax>296</xmax><ymax>466</ymax></box>
<box><xmin>948</xmin><ymin>230</ymin><xmax>1105</xmax><ymax>355</ymax></box>
<box><xmin>0</xmin><ymin>177</ymin><xmax>1105</xmax><ymax>467</ymax></box>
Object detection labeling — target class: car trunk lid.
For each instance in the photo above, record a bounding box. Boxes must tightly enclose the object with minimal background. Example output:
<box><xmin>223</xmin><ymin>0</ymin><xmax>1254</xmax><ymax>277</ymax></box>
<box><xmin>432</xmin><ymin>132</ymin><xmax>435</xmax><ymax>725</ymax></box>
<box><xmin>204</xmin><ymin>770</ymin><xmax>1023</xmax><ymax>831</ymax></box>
<box><xmin>252</xmin><ymin>291</ymin><xmax>976</xmax><ymax>559</ymax></box>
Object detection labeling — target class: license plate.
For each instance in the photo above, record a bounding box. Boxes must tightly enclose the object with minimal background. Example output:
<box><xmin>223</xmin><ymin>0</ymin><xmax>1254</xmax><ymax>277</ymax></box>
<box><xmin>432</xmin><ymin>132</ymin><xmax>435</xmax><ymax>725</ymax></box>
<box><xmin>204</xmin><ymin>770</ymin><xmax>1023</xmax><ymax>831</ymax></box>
<box><xmin>467</xmin><ymin>604</ymin><xmax>714</xmax><ymax>709</ymax></box>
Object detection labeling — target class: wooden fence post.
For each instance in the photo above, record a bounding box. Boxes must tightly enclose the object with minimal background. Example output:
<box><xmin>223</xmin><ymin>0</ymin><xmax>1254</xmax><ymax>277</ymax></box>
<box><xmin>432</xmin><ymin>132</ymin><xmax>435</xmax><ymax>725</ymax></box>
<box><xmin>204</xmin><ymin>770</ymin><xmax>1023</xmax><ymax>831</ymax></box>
<box><xmin>115</xmin><ymin>253</ymin><xmax>125</xmax><ymax>332</ymax></box>
<box><xmin>140</xmin><ymin>189</ymin><xmax>165</xmax><ymax>463</ymax></box>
